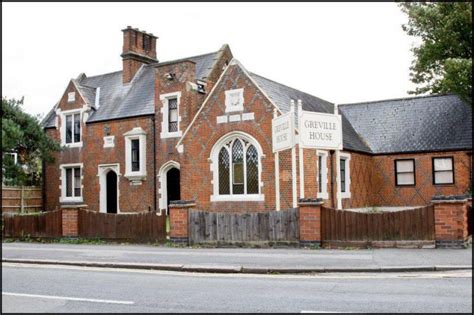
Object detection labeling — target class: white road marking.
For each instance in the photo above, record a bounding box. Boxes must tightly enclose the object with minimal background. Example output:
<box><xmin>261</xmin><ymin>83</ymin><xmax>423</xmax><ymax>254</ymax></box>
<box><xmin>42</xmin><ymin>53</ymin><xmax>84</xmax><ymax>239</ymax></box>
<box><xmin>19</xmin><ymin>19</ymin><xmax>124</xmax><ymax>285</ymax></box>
<box><xmin>2</xmin><ymin>292</ymin><xmax>134</xmax><ymax>305</ymax></box>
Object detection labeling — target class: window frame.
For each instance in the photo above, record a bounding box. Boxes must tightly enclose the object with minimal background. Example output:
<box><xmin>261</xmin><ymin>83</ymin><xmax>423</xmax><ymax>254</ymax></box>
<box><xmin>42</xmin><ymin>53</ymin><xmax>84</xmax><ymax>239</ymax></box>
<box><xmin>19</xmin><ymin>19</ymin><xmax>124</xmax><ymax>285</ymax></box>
<box><xmin>339</xmin><ymin>152</ymin><xmax>351</xmax><ymax>199</ymax></box>
<box><xmin>316</xmin><ymin>150</ymin><xmax>329</xmax><ymax>199</ymax></box>
<box><xmin>394</xmin><ymin>158</ymin><xmax>416</xmax><ymax>187</ymax></box>
<box><xmin>160</xmin><ymin>92</ymin><xmax>182</xmax><ymax>139</ymax></box>
<box><xmin>60</xmin><ymin>163</ymin><xmax>83</xmax><ymax>203</ymax></box>
<box><xmin>432</xmin><ymin>156</ymin><xmax>455</xmax><ymax>185</ymax></box>
<box><xmin>211</xmin><ymin>132</ymin><xmax>264</xmax><ymax>202</ymax></box>
<box><xmin>124</xmin><ymin>127</ymin><xmax>147</xmax><ymax>181</ymax></box>
<box><xmin>60</xmin><ymin>109</ymin><xmax>83</xmax><ymax>148</ymax></box>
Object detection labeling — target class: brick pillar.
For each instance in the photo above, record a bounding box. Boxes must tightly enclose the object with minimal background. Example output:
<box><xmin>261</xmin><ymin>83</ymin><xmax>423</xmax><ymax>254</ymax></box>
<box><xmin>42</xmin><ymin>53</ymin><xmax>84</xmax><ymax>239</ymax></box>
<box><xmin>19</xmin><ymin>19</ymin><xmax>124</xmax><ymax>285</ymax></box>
<box><xmin>298</xmin><ymin>198</ymin><xmax>324</xmax><ymax>247</ymax></box>
<box><xmin>61</xmin><ymin>205</ymin><xmax>86</xmax><ymax>238</ymax></box>
<box><xmin>432</xmin><ymin>195</ymin><xmax>470</xmax><ymax>248</ymax></box>
<box><xmin>169</xmin><ymin>200</ymin><xmax>195</xmax><ymax>245</ymax></box>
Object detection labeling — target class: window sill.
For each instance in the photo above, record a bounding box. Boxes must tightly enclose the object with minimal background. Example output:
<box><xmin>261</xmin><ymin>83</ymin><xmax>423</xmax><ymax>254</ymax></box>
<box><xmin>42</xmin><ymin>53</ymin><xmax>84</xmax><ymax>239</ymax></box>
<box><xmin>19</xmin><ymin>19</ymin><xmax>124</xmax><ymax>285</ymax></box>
<box><xmin>63</xmin><ymin>142</ymin><xmax>83</xmax><ymax>148</ymax></box>
<box><xmin>341</xmin><ymin>193</ymin><xmax>351</xmax><ymax>199</ymax></box>
<box><xmin>160</xmin><ymin>131</ymin><xmax>182</xmax><ymax>139</ymax></box>
<box><xmin>210</xmin><ymin>194</ymin><xmax>265</xmax><ymax>202</ymax></box>
<box><xmin>317</xmin><ymin>192</ymin><xmax>329</xmax><ymax>199</ymax></box>
<box><xmin>60</xmin><ymin>196</ymin><xmax>83</xmax><ymax>203</ymax></box>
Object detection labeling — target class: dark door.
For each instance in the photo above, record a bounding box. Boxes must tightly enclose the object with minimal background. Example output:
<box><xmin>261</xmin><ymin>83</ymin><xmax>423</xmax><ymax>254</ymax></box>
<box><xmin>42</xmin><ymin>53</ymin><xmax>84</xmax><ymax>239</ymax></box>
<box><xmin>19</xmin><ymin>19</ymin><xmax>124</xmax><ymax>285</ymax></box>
<box><xmin>106</xmin><ymin>170</ymin><xmax>118</xmax><ymax>214</ymax></box>
<box><xmin>166</xmin><ymin>168</ymin><xmax>180</xmax><ymax>215</ymax></box>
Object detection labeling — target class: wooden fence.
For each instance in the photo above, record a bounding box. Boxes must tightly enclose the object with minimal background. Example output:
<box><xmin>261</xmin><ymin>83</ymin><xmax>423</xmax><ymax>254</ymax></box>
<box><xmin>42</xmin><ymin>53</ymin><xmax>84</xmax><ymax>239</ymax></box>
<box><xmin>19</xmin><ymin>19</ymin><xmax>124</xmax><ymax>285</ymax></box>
<box><xmin>2</xmin><ymin>186</ymin><xmax>42</xmax><ymax>213</ymax></box>
<box><xmin>189</xmin><ymin>208</ymin><xmax>299</xmax><ymax>245</ymax></box>
<box><xmin>2</xmin><ymin>209</ymin><xmax>62</xmax><ymax>238</ymax></box>
<box><xmin>321</xmin><ymin>205</ymin><xmax>435</xmax><ymax>242</ymax></box>
<box><xmin>77</xmin><ymin>209</ymin><xmax>166</xmax><ymax>241</ymax></box>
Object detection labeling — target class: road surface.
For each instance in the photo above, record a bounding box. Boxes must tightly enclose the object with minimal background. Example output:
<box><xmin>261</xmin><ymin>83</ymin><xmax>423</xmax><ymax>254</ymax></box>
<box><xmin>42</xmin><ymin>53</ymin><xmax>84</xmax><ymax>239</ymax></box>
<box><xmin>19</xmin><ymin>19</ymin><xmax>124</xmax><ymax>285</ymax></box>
<box><xmin>2</xmin><ymin>263</ymin><xmax>472</xmax><ymax>313</ymax></box>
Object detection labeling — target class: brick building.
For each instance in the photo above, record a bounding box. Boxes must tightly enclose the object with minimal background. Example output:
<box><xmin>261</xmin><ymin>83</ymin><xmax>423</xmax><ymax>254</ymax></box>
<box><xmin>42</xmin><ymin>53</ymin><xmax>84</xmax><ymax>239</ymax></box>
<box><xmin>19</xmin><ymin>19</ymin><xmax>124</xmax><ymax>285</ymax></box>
<box><xmin>42</xmin><ymin>26</ymin><xmax>472</xmax><ymax>216</ymax></box>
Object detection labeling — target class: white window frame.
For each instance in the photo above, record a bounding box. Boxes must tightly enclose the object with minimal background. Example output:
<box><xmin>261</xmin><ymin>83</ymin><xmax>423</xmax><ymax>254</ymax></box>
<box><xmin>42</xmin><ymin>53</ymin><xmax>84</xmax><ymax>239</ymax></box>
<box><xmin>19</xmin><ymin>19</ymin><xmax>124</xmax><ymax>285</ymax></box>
<box><xmin>124</xmin><ymin>127</ymin><xmax>147</xmax><ymax>181</ymax></box>
<box><xmin>59</xmin><ymin>163</ymin><xmax>83</xmax><ymax>203</ymax></box>
<box><xmin>225</xmin><ymin>88</ymin><xmax>244</xmax><ymax>113</ymax></box>
<box><xmin>210</xmin><ymin>131</ymin><xmax>264</xmax><ymax>202</ymax></box>
<box><xmin>339</xmin><ymin>152</ymin><xmax>351</xmax><ymax>199</ymax></box>
<box><xmin>160</xmin><ymin>91</ymin><xmax>182</xmax><ymax>139</ymax></box>
<box><xmin>316</xmin><ymin>150</ymin><xmax>329</xmax><ymax>199</ymax></box>
<box><xmin>60</xmin><ymin>108</ymin><xmax>83</xmax><ymax>148</ymax></box>
<box><xmin>433</xmin><ymin>157</ymin><xmax>455</xmax><ymax>185</ymax></box>
<box><xmin>67</xmin><ymin>91</ymin><xmax>75</xmax><ymax>103</ymax></box>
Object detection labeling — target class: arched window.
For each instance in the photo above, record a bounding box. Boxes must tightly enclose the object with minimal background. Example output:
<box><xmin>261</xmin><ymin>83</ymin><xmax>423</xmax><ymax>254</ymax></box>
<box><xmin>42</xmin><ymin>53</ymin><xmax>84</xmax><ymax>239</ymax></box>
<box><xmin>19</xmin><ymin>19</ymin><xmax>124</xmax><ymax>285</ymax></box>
<box><xmin>211</xmin><ymin>132</ymin><xmax>264</xmax><ymax>201</ymax></box>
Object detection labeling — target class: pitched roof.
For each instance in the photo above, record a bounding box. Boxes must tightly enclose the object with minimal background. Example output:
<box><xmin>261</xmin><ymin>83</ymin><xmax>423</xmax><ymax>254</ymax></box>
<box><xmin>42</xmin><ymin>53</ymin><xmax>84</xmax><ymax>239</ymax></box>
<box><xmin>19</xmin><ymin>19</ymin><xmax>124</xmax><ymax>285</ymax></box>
<box><xmin>250</xmin><ymin>73</ymin><xmax>372</xmax><ymax>153</ymax></box>
<box><xmin>338</xmin><ymin>94</ymin><xmax>472</xmax><ymax>154</ymax></box>
<box><xmin>42</xmin><ymin>50</ymin><xmax>220</xmax><ymax>127</ymax></box>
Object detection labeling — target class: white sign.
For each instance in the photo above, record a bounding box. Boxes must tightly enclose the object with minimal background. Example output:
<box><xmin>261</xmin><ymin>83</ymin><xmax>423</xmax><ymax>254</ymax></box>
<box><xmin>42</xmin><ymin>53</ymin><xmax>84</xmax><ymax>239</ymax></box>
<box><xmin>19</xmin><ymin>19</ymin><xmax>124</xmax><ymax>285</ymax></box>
<box><xmin>272</xmin><ymin>112</ymin><xmax>294</xmax><ymax>153</ymax></box>
<box><xmin>103</xmin><ymin>136</ymin><xmax>115</xmax><ymax>148</ymax></box>
<box><xmin>300</xmin><ymin>111</ymin><xmax>343</xmax><ymax>150</ymax></box>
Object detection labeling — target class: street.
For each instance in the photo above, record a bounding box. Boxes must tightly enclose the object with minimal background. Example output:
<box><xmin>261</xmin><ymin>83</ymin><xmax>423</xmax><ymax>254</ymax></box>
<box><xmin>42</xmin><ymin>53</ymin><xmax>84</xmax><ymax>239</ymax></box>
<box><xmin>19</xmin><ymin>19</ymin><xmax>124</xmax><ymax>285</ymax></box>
<box><xmin>2</xmin><ymin>263</ymin><xmax>472</xmax><ymax>313</ymax></box>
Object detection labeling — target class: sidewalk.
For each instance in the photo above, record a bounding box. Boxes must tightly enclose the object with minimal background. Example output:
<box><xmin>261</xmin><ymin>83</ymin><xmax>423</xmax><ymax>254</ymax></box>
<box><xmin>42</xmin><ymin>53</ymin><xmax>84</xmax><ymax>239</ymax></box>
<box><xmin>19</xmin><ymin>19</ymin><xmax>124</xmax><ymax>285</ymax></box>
<box><xmin>2</xmin><ymin>242</ymin><xmax>472</xmax><ymax>274</ymax></box>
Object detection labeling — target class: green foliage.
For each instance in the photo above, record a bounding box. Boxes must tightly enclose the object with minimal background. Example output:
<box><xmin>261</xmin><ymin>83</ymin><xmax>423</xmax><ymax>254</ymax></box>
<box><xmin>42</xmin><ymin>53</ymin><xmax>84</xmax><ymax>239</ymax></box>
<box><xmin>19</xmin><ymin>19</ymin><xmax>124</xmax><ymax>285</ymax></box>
<box><xmin>400</xmin><ymin>2</ymin><xmax>472</xmax><ymax>104</ymax></box>
<box><xmin>2</xmin><ymin>97</ymin><xmax>61</xmax><ymax>186</ymax></box>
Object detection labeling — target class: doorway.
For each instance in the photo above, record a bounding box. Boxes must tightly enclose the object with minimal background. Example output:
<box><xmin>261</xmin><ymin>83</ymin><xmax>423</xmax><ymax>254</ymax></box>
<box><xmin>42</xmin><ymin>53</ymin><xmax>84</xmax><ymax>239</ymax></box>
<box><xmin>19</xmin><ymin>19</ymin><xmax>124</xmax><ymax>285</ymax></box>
<box><xmin>106</xmin><ymin>170</ymin><xmax>118</xmax><ymax>214</ymax></box>
<box><xmin>166</xmin><ymin>167</ymin><xmax>181</xmax><ymax>215</ymax></box>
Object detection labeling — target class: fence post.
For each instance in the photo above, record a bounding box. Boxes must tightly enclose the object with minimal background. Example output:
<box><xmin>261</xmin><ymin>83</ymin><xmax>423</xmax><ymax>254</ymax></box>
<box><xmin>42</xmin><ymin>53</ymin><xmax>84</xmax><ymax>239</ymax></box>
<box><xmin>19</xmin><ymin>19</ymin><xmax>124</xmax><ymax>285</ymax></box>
<box><xmin>298</xmin><ymin>198</ymin><xmax>324</xmax><ymax>247</ymax></box>
<box><xmin>432</xmin><ymin>195</ymin><xmax>470</xmax><ymax>248</ymax></box>
<box><xmin>20</xmin><ymin>186</ymin><xmax>25</xmax><ymax>214</ymax></box>
<box><xmin>169</xmin><ymin>200</ymin><xmax>195</xmax><ymax>245</ymax></box>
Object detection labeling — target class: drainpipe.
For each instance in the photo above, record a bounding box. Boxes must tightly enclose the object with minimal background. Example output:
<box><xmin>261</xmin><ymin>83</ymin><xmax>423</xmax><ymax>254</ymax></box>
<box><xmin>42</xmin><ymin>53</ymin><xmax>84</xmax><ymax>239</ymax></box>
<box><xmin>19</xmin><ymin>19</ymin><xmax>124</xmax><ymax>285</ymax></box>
<box><xmin>152</xmin><ymin>116</ymin><xmax>157</xmax><ymax>212</ymax></box>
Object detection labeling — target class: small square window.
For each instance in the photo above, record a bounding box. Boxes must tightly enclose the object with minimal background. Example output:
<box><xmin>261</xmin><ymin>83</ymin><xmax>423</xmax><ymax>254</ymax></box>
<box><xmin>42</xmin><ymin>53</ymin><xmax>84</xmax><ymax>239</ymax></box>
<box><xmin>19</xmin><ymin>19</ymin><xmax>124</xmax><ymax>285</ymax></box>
<box><xmin>68</xmin><ymin>92</ymin><xmax>75</xmax><ymax>103</ymax></box>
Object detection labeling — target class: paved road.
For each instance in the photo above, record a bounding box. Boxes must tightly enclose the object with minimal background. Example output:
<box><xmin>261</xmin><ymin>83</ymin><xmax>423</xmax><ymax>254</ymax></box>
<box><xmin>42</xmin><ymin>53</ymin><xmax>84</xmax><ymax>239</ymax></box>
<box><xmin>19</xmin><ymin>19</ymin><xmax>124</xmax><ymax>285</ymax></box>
<box><xmin>2</xmin><ymin>263</ymin><xmax>472</xmax><ymax>313</ymax></box>
<box><xmin>2</xmin><ymin>242</ymin><xmax>472</xmax><ymax>269</ymax></box>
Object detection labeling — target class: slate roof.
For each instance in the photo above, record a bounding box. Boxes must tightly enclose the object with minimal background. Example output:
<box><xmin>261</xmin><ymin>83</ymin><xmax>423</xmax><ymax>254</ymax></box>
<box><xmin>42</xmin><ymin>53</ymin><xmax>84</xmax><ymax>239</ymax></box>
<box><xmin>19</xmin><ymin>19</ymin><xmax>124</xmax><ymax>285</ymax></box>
<box><xmin>42</xmin><ymin>51</ymin><xmax>219</xmax><ymax>127</ymax></box>
<box><xmin>250</xmin><ymin>73</ymin><xmax>372</xmax><ymax>153</ymax></box>
<box><xmin>338</xmin><ymin>94</ymin><xmax>472</xmax><ymax>154</ymax></box>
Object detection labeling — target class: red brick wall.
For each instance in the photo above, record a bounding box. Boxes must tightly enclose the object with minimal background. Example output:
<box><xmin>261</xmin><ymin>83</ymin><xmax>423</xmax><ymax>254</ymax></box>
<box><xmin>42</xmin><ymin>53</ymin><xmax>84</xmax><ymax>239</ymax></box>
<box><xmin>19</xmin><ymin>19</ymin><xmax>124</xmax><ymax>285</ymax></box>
<box><xmin>299</xmin><ymin>202</ymin><xmax>322</xmax><ymax>243</ymax></box>
<box><xmin>179</xmin><ymin>63</ymin><xmax>277</xmax><ymax>212</ymax></box>
<box><xmin>44</xmin><ymin>116</ymin><xmax>155</xmax><ymax>212</ymax></box>
<box><xmin>433</xmin><ymin>200</ymin><xmax>469</xmax><ymax>243</ymax></box>
<box><xmin>169</xmin><ymin>205</ymin><xmax>189</xmax><ymax>239</ymax></box>
<box><xmin>61</xmin><ymin>208</ymin><xmax>78</xmax><ymax>237</ymax></box>
<box><xmin>371</xmin><ymin>151</ymin><xmax>471</xmax><ymax>207</ymax></box>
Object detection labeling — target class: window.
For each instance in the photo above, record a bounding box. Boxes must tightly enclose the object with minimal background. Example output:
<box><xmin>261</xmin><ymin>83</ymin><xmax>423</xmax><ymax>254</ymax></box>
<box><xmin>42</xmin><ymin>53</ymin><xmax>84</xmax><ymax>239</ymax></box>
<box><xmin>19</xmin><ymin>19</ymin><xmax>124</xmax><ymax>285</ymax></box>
<box><xmin>433</xmin><ymin>157</ymin><xmax>454</xmax><ymax>185</ymax></box>
<box><xmin>211</xmin><ymin>133</ymin><xmax>263</xmax><ymax>201</ymax></box>
<box><xmin>124</xmin><ymin>127</ymin><xmax>147</xmax><ymax>181</ymax></box>
<box><xmin>160</xmin><ymin>92</ymin><xmax>182</xmax><ymax>138</ymax></box>
<box><xmin>317</xmin><ymin>151</ymin><xmax>328</xmax><ymax>199</ymax></box>
<box><xmin>395</xmin><ymin>159</ymin><xmax>416</xmax><ymax>186</ymax></box>
<box><xmin>67</xmin><ymin>92</ymin><xmax>75</xmax><ymax>103</ymax></box>
<box><xmin>131</xmin><ymin>139</ymin><xmax>140</xmax><ymax>172</ymax></box>
<box><xmin>61</xmin><ymin>110</ymin><xmax>82</xmax><ymax>147</ymax></box>
<box><xmin>340</xmin><ymin>158</ymin><xmax>346</xmax><ymax>193</ymax></box>
<box><xmin>225</xmin><ymin>88</ymin><xmax>244</xmax><ymax>113</ymax></box>
<box><xmin>339</xmin><ymin>153</ymin><xmax>351</xmax><ymax>198</ymax></box>
<box><xmin>60</xmin><ymin>164</ymin><xmax>83</xmax><ymax>202</ymax></box>
<box><xmin>168</xmin><ymin>97</ymin><xmax>178</xmax><ymax>133</ymax></box>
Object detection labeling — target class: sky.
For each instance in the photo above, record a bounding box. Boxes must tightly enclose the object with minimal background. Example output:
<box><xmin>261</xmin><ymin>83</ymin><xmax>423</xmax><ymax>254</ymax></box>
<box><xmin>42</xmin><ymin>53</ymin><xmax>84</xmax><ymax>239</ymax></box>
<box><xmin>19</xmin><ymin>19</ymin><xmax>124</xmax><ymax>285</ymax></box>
<box><xmin>2</xmin><ymin>2</ymin><xmax>420</xmax><ymax>118</ymax></box>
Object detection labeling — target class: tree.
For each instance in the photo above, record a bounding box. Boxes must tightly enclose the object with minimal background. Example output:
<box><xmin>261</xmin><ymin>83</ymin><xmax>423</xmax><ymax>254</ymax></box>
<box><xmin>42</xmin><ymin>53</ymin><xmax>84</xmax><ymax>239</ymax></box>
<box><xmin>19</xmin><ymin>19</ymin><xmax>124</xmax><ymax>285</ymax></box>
<box><xmin>1</xmin><ymin>97</ymin><xmax>61</xmax><ymax>186</ymax></box>
<box><xmin>400</xmin><ymin>2</ymin><xmax>472</xmax><ymax>104</ymax></box>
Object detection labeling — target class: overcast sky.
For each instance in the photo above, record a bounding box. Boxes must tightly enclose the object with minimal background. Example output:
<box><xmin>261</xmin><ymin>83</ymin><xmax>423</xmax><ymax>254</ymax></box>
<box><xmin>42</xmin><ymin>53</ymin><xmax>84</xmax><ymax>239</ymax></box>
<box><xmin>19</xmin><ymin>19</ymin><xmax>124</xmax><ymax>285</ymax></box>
<box><xmin>2</xmin><ymin>2</ymin><xmax>419</xmax><ymax>118</ymax></box>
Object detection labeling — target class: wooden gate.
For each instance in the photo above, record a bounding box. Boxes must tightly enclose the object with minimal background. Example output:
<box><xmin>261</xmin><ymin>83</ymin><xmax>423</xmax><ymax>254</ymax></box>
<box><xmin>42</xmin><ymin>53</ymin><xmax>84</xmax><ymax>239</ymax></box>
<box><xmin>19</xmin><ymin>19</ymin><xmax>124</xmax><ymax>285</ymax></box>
<box><xmin>2</xmin><ymin>209</ymin><xmax>62</xmax><ymax>238</ymax></box>
<box><xmin>188</xmin><ymin>208</ymin><xmax>299</xmax><ymax>245</ymax></box>
<box><xmin>321</xmin><ymin>205</ymin><xmax>435</xmax><ymax>243</ymax></box>
<box><xmin>77</xmin><ymin>210</ymin><xmax>166</xmax><ymax>241</ymax></box>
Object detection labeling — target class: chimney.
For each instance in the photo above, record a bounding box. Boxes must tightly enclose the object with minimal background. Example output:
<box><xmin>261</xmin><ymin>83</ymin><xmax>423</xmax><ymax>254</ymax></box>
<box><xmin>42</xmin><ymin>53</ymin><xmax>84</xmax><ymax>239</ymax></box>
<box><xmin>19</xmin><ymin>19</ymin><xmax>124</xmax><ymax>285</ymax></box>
<box><xmin>121</xmin><ymin>26</ymin><xmax>158</xmax><ymax>84</ymax></box>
